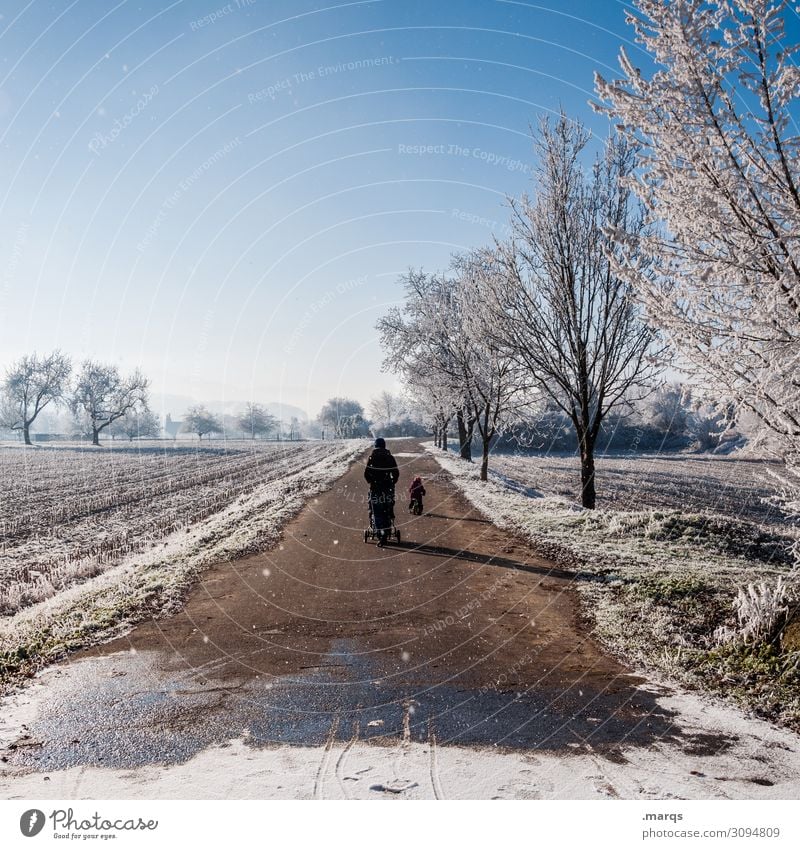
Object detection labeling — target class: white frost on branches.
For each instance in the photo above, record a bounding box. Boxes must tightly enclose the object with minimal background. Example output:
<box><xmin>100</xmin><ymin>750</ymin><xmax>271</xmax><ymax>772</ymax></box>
<box><xmin>474</xmin><ymin>114</ymin><xmax>662</xmax><ymax>506</ymax></box>
<box><xmin>595</xmin><ymin>0</ymin><xmax>800</xmax><ymax>622</ymax></box>
<box><xmin>594</xmin><ymin>0</ymin><xmax>800</xmax><ymax>468</ymax></box>
<box><xmin>377</xmin><ymin>264</ymin><xmax>531</xmax><ymax>479</ymax></box>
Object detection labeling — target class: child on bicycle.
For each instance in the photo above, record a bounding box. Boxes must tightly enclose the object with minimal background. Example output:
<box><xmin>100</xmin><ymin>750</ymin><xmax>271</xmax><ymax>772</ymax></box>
<box><xmin>408</xmin><ymin>476</ymin><xmax>426</xmax><ymax>515</ymax></box>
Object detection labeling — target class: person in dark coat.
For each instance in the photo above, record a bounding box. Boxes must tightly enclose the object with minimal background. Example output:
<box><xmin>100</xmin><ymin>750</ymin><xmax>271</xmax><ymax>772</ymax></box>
<box><xmin>364</xmin><ymin>437</ymin><xmax>399</xmax><ymax>546</ymax></box>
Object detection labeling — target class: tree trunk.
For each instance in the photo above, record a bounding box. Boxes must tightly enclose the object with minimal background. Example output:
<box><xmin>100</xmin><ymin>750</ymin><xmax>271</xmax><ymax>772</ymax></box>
<box><xmin>23</xmin><ymin>422</ymin><xmax>31</xmax><ymax>446</ymax></box>
<box><xmin>480</xmin><ymin>436</ymin><xmax>490</xmax><ymax>481</ymax></box>
<box><xmin>92</xmin><ymin>427</ymin><xmax>100</xmax><ymax>446</ymax></box>
<box><xmin>580</xmin><ymin>441</ymin><xmax>596</xmax><ymax>509</ymax></box>
<box><xmin>441</xmin><ymin>418</ymin><xmax>448</xmax><ymax>451</ymax></box>
<box><xmin>456</xmin><ymin>410</ymin><xmax>472</xmax><ymax>460</ymax></box>
<box><xmin>464</xmin><ymin>416</ymin><xmax>475</xmax><ymax>461</ymax></box>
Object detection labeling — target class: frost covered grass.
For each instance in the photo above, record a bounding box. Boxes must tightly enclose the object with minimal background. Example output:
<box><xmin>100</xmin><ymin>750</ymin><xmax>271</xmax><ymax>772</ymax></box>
<box><xmin>428</xmin><ymin>445</ymin><xmax>800</xmax><ymax>730</ymax></box>
<box><xmin>0</xmin><ymin>439</ymin><xmax>368</xmax><ymax>690</ymax></box>
<box><xmin>492</xmin><ymin>451</ymin><xmax>790</xmax><ymax>531</ymax></box>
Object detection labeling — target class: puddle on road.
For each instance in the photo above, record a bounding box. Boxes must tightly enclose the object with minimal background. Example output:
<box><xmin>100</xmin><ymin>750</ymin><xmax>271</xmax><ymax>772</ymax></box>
<box><xmin>2</xmin><ymin>640</ymin><xmax>691</xmax><ymax>772</ymax></box>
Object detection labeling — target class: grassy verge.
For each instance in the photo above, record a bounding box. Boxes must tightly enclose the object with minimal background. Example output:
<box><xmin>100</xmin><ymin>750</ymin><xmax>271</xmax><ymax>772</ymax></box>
<box><xmin>428</xmin><ymin>445</ymin><xmax>800</xmax><ymax>731</ymax></box>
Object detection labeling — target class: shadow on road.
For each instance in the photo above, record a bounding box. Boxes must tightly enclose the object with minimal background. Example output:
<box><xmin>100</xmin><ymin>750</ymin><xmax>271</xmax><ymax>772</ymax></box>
<box><xmin>387</xmin><ymin>540</ymin><xmax>578</xmax><ymax>581</ymax></box>
<box><xmin>424</xmin><ymin>512</ymin><xmax>492</xmax><ymax>525</ymax></box>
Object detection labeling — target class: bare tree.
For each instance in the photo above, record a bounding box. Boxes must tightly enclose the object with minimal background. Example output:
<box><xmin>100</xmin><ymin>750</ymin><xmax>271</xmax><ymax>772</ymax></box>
<box><xmin>238</xmin><ymin>402</ymin><xmax>277</xmax><ymax>439</ymax></box>
<box><xmin>182</xmin><ymin>405</ymin><xmax>222</xmax><ymax>440</ymax></box>
<box><xmin>481</xmin><ymin>115</ymin><xmax>662</xmax><ymax>506</ymax></box>
<box><xmin>595</xmin><ymin>0</ymin><xmax>800</xmax><ymax>507</ymax></box>
<box><xmin>71</xmin><ymin>360</ymin><xmax>149</xmax><ymax>446</ymax></box>
<box><xmin>0</xmin><ymin>351</ymin><xmax>71</xmax><ymax>445</ymax></box>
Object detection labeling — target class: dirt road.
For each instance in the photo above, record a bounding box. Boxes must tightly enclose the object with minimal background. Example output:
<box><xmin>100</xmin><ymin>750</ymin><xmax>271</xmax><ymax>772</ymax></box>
<box><xmin>2</xmin><ymin>439</ymin><xmax>799</xmax><ymax>798</ymax></box>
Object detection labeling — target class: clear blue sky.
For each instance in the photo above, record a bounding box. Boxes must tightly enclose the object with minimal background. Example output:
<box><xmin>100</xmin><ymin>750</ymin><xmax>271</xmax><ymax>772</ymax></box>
<box><xmin>0</xmin><ymin>0</ymin><xmax>651</xmax><ymax>418</ymax></box>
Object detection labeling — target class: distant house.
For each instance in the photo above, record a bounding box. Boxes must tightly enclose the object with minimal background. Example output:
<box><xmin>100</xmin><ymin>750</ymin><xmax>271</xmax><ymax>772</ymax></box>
<box><xmin>164</xmin><ymin>414</ymin><xmax>183</xmax><ymax>439</ymax></box>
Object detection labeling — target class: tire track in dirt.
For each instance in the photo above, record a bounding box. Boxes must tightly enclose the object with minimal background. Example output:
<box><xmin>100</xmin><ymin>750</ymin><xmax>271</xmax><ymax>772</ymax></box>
<box><xmin>428</xmin><ymin>719</ymin><xmax>444</xmax><ymax>800</ymax></box>
<box><xmin>313</xmin><ymin>715</ymin><xmax>340</xmax><ymax>800</ymax></box>
<box><xmin>334</xmin><ymin>719</ymin><xmax>360</xmax><ymax>799</ymax></box>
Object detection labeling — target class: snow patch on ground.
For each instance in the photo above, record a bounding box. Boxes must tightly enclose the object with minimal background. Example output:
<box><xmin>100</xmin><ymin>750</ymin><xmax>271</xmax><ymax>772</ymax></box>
<box><xmin>3</xmin><ymin>686</ymin><xmax>800</xmax><ymax>800</ymax></box>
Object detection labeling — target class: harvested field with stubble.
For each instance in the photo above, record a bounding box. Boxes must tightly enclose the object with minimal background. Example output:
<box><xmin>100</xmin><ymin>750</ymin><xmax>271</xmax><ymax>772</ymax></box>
<box><xmin>1</xmin><ymin>440</ymin><xmax>325</xmax><ymax>614</ymax></box>
<box><xmin>484</xmin><ymin>450</ymin><xmax>798</xmax><ymax>571</ymax></box>
<box><xmin>0</xmin><ymin>439</ymin><xmax>368</xmax><ymax>689</ymax></box>
<box><xmin>491</xmin><ymin>451</ymin><xmax>789</xmax><ymax>531</ymax></box>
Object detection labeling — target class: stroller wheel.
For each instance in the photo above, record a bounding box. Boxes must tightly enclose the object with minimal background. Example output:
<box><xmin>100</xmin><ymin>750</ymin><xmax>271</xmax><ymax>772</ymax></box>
<box><xmin>395</xmin><ymin>529</ymin><xmax>401</xmax><ymax>543</ymax></box>
<box><xmin>364</xmin><ymin>530</ymin><xmax>369</xmax><ymax>543</ymax></box>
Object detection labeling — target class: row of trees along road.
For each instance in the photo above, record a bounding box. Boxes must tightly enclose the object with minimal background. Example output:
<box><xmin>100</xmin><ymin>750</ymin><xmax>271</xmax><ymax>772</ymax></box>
<box><xmin>0</xmin><ymin>352</ymin><xmax>149</xmax><ymax>446</ymax></box>
<box><xmin>379</xmin><ymin>114</ymin><xmax>662</xmax><ymax>506</ymax></box>
<box><xmin>382</xmin><ymin>0</ymin><xmax>800</xmax><ymax>519</ymax></box>
<box><xmin>0</xmin><ymin>361</ymin><xmax>410</xmax><ymax>444</ymax></box>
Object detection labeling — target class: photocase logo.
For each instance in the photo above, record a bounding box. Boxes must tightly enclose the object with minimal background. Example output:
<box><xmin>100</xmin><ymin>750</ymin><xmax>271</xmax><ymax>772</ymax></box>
<box><xmin>19</xmin><ymin>809</ymin><xmax>45</xmax><ymax>837</ymax></box>
<box><xmin>16</xmin><ymin>807</ymin><xmax>160</xmax><ymax>837</ymax></box>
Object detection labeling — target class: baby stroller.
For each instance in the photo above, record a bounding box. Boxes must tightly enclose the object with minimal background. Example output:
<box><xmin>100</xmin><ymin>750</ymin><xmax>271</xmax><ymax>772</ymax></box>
<box><xmin>364</xmin><ymin>489</ymin><xmax>401</xmax><ymax>546</ymax></box>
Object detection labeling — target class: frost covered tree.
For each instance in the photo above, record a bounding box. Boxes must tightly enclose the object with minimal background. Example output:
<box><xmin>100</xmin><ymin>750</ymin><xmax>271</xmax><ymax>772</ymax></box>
<box><xmin>0</xmin><ymin>351</ymin><xmax>71</xmax><ymax>445</ymax></box>
<box><xmin>451</xmin><ymin>253</ymin><xmax>532</xmax><ymax>479</ymax></box>
<box><xmin>403</xmin><ymin>373</ymin><xmax>458</xmax><ymax>450</ymax></box>
<box><xmin>109</xmin><ymin>407</ymin><xmax>161</xmax><ymax>441</ymax></box>
<box><xmin>238</xmin><ymin>402</ymin><xmax>277</xmax><ymax>439</ymax></box>
<box><xmin>379</xmin><ymin>285</ymin><xmax>464</xmax><ymax>454</ymax></box>
<box><xmin>369</xmin><ymin>391</ymin><xmax>427</xmax><ymax>437</ymax></box>
<box><xmin>378</xmin><ymin>264</ymin><xmax>529</xmax><ymax>480</ymax></box>
<box><xmin>369</xmin><ymin>391</ymin><xmax>403</xmax><ymax>430</ymax></box>
<box><xmin>377</xmin><ymin>271</ymin><xmax>461</xmax><ymax>453</ymax></box>
<box><xmin>643</xmin><ymin>382</ymin><xmax>690</xmax><ymax>440</ymax></box>
<box><xmin>318</xmin><ymin>397</ymin><xmax>369</xmax><ymax>439</ymax></box>
<box><xmin>481</xmin><ymin>115</ymin><xmax>661</xmax><ymax>507</ymax></box>
<box><xmin>182</xmin><ymin>405</ymin><xmax>222</xmax><ymax>440</ymax></box>
<box><xmin>71</xmin><ymin>360</ymin><xmax>149</xmax><ymax>446</ymax></box>
<box><xmin>594</xmin><ymin>0</ymin><xmax>800</xmax><ymax>501</ymax></box>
